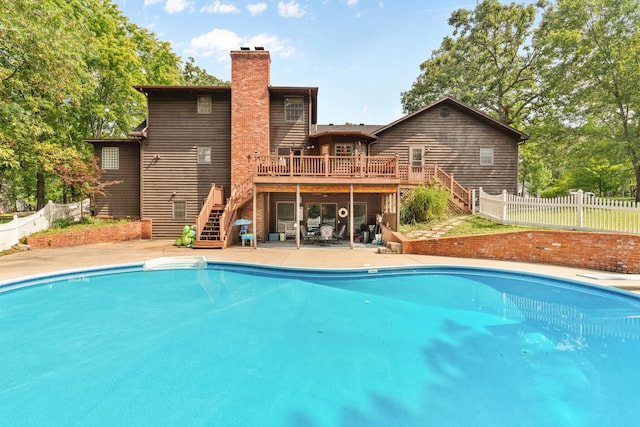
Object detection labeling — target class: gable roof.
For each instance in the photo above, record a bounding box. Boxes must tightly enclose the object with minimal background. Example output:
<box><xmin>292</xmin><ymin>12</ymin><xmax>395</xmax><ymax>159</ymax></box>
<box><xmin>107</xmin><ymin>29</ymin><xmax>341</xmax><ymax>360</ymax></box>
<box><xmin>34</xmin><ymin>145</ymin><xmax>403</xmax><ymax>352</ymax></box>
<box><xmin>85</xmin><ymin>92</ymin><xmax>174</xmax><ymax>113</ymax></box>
<box><xmin>374</xmin><ymin>96</ymin><xmax>529</xmax><ymax>142</ymax></box>
<box><xmin>310</xmin><ymin>124</ymin><xmax>382</xmax><ymax>143</ymax></box>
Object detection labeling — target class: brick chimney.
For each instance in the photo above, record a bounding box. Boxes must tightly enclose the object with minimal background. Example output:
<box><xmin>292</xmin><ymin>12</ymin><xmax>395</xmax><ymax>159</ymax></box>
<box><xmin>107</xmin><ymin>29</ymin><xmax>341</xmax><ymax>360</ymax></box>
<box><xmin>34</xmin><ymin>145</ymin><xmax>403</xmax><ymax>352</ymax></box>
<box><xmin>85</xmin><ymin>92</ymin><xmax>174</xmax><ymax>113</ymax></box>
<box><xmin>231</xmin><ymin>48</ymin><xmax>271</xmax><ymax>187</ymax></box>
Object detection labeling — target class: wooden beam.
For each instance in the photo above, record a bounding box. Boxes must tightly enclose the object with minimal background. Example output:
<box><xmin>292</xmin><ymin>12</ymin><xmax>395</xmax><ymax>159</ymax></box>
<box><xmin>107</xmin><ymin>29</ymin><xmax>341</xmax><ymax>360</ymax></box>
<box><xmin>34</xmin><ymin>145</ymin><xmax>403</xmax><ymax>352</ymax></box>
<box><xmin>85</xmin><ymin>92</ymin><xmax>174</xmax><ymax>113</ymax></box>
<box><xmin>255</xmin><ymin>184</ymin><xmax>398</xmax><ymax>193</ymax></box>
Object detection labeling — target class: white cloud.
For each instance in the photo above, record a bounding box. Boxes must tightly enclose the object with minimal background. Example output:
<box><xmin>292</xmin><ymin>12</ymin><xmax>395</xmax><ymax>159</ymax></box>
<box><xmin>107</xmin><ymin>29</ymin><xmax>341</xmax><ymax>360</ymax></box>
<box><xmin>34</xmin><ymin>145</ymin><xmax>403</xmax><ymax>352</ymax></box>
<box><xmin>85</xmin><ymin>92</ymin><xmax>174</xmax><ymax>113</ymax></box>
<box><xmin>247</xmin><ymin>2</ymin><xmax>268</xmax><ymax>16</ymax></box>
<box><xmin>278</xmin><ymin>1</ymin><xmax>305</xmax><ymax>18</ymax></box>
<box><xmin>165</xmin><ymin>0</ymin><xmax>192</xmax><ymax>14</ymax></box>
<box><xmin>201</xmin><ymin>0</ymin><xmax>239</xmax><ymax>14</ymax></box>
<box><xmin>144</xmin><ymin>0</ymin><xmax>163</xmax><ymax>6</ymax></box>
<box><xmin>346</xmin><ymin>0</ymin><xmax>358</xmax><ymax>6</ymax></box>
<box><xmin>187</xmin><ymin>29</ymin><xmax>294</xmax><ymax>61</ymax></box>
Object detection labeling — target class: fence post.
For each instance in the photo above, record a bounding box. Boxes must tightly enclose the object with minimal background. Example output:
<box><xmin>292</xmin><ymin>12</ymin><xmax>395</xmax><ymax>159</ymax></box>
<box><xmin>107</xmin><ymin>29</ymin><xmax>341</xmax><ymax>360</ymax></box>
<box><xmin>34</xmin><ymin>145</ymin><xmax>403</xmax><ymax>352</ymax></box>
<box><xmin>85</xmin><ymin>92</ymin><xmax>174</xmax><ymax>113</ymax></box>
<box><xmin>471</xmin><ymin>189</ymin><xmax>476</xmax><ymax>214</ymax></box>
<box><xmin>576</xmin><ymin>189</ymin><xmax>583</xmax><ymax>228</ymax></box>
<box><xmin>502</xmin><ymin>190</ymin><xmax>508</xmax><ymax>222</ymax></box>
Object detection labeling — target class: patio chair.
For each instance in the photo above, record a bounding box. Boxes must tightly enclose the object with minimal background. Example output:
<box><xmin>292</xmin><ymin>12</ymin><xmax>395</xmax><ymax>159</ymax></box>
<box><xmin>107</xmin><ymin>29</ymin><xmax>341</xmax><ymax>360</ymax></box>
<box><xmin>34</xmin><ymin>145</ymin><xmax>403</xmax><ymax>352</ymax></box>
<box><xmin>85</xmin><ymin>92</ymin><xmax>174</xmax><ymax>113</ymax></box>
<box><xmin>332</xmin><ymin>224</ymin><xmax>346</xmax><ymax>240</ymax></box>
<box><xmin>299</xmin><ymin>224</ymin><xmax>317</xmax><ymax>241</ymax></box>
<box><xmin>317</xmin><ymin>225</ymin><xmax>333</xmax><ymax>244</ymax></box>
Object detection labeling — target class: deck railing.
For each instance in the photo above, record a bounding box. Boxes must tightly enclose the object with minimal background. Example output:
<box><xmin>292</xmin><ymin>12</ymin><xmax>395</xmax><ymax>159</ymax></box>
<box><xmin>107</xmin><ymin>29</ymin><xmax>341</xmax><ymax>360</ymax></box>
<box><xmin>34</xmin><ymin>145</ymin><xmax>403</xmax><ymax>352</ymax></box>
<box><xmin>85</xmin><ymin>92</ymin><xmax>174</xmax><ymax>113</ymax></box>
<box><xmin>220</xmin><ymin>176</ymin><xmax>254</xmax><ymax>244</ymax></box>
<box><xmin>399</xmin><ymin>163</ymin><xmax>471</xmax><ymax>210</ymax></box>
<box><xmin>256</xmin><ymin>153</ymin><xmax>399</xmax><ymax>178</ymax></box>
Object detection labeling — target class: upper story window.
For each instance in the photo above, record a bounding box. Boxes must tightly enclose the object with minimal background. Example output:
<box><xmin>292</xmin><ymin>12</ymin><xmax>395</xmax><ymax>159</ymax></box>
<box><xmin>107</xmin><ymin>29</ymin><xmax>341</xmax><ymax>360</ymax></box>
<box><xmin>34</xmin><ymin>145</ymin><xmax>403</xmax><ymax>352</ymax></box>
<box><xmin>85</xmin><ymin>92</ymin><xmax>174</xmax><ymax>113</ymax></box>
<box><xmin>101</xmin><ymin>147</ymin><xmax>119</xmax><ymax>170</ymax></box>
<box><xmin>480</xmin><ymin>147</ymin><xmax>494</xmax><ymax>165</ymax></box>
<box><xmin>410</xmin><ymin>147</ymin><xmax>423</xmax><ymax>167</ymax></box>
<box><xmin>285</xmin><ymin>96</ymin><xmax>304</xmax><ymax>122</ymax></box>
<box><xmin>197</xmin><ymin>146</ymin><xmax>211</xmax><ymax>164</ymax></box>
<box><xmin>197</xmin><ymin>96</ymin><xmax>212</xmax><ymax>114</ymax></box>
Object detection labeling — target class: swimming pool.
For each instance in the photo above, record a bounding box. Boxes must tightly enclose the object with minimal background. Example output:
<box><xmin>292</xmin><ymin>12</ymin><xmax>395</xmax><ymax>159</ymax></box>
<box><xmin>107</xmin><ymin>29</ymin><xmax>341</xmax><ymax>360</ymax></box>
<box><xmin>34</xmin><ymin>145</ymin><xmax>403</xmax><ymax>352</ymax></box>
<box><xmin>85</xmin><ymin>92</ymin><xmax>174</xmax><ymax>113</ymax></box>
<box><xmin>1</xmin><ymin>260</ymin><xmax>640</xmax><ymax>426</ymax></box>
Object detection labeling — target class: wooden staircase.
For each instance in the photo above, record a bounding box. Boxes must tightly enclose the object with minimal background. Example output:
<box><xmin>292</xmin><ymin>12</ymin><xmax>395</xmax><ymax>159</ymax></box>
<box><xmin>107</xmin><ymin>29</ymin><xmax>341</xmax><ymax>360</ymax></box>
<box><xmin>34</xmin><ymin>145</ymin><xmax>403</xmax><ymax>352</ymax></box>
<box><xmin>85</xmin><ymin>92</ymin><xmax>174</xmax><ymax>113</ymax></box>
<box><xmin>193</xmin><ymin>184</ymin><xmax>226</xmax><ymax>249</ymax></box>
<box><xmin>399</xmin><ymin>164</ymin><xmax>472</xmax><ymax>212</ymax></box>
<box><xmin>193</xmin><ymin>178</ymin><xmax>254</xmax><ymax>249</ymax></box>
<box><xmin>193</xmin><ymin>205</ymin><xmax>225</xmax><ymax>248</ymax></box>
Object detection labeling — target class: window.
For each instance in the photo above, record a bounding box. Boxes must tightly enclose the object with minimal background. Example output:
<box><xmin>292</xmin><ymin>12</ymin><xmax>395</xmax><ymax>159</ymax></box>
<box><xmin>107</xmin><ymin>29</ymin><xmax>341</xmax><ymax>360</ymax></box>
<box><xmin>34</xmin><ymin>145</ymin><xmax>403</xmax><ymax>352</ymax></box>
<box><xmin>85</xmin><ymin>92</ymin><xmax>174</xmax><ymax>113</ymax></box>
<box><xmin>480</xmin><ymin>147</ymin><xmax>494</xmax><ymax>165</ymax></box>
<box><xmin>197</xmin><ymin>96</ymin><xmax>212</xmax><ymax>114</ymax></box>
<box><xmin>173</xmin><ymin>201</ymin><xmax>186</xmax><ymax>220</ymax></box>
<box><xmin>334</xmin><ymin>144</ymin><xmax>353</xmax><ymax>156</ymax></box>
<box><xmin>101</xmin><ymin>146</ymin><xmax>119</xmax><ymax>170</ymax></box>
<box><xmin>285</xmin><ymin>96</ymin><xmax>304</xmax><ymax>122</ymax></box>
<box><xmin>410</xmin><ymin>147</ymin><xmax>423</xmax><ymax>167</ymax></box>
<box><xmin>197</xmin><ymin>146</ymin><xmax>211</xmax><ymax>164</ymax></box>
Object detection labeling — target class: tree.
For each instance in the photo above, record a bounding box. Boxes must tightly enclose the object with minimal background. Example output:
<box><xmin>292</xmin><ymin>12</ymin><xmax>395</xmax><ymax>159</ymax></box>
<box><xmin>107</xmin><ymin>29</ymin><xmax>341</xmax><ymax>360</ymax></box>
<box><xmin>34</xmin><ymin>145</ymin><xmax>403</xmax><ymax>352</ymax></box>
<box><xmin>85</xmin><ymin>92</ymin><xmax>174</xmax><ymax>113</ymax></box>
<box><xmin>401</xmin><ymin>0</ymin><xmax>550</xmax><ymax>127</ymax></box>
<box><xmin>182</xmin><ymin>57</ymin><xmax>228</xmax><ymax>86</ymax></box>
<box><xmin>1</xmin><ymin>0</ymin><xmax>187</xmax><ymax>210</ymax></box>
<box><xmin>540</xmin><ymin>0</ymin><xmax>640</xmax><ymax>200</ymax></box>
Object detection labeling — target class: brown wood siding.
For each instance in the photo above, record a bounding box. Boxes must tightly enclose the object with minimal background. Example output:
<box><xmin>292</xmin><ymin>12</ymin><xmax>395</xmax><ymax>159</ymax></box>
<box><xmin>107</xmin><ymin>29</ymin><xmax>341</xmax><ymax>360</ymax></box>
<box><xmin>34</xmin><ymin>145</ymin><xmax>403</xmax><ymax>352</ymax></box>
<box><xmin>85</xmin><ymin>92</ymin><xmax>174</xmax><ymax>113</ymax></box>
<box><xmin>269</xmin><ymin>93</ymin><xmax>310</xmax><ymax>154</ymax></box>
<box><xmin>92</xmin><ymin>142</ymin><xmax>140</xmax><ymax>217</ymax></box>
<box><xmin>372</xmin><ymin>104</ymin><xmax>519</xmax><ymax>195</ymax></box>
<box><xmin>142</xmin><ymin>91</ymin><xmax>231</xmax><ymax>238</ymax></box>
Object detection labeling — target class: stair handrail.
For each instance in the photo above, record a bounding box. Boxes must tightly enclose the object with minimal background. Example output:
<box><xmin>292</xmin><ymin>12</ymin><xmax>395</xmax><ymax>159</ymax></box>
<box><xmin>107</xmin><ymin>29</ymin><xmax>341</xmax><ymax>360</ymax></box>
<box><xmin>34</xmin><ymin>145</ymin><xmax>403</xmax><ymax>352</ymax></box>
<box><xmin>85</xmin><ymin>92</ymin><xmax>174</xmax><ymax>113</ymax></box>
<box><xmin>196</xmin><ymin>184</ymin><xmax>224</xmax><ymax>242</ymax></box>
<box><xmin>219</xmin><ymin>175</ymin><xmax>254</xmax><ymax>246</ymax></box>
<box><xmin>432</xmin><ymin>164</ymin><xmax>471</xmax><ymax>210</ymax></box>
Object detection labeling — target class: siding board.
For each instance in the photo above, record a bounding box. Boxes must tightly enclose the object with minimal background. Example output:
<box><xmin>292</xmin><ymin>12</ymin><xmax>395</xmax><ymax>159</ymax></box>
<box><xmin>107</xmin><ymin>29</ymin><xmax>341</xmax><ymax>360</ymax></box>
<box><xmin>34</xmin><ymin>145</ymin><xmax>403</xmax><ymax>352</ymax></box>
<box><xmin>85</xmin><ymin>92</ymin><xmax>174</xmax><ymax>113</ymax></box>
<box><xmin>92</xmin><ymin>141</ymin><xmax>140</xmax><ymax>217</ymax></box>
<box><xmin>142</xmin><ymin>91</ymin><xmax>231</xmax><ymax>238</ymax></box>
<box><xmin>373</xmin><ymin>103</ymin><xmax>519</xmax><ymax>195</ymax></box>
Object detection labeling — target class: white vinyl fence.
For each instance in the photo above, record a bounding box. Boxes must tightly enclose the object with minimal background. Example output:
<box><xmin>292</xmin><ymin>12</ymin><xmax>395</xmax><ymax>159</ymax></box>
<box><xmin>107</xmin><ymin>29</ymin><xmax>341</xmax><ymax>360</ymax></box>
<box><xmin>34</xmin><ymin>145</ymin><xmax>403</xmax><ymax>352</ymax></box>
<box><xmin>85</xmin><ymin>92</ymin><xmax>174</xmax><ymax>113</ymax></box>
<box><xmin>0</xmin><ymin>199</ymin><xmax>90</xmax><ymax>251</ymax></box>
<box><xmin>478</xmin><ymin>188</ymin><xmax>640</xmax><ymax>234</ymax></box>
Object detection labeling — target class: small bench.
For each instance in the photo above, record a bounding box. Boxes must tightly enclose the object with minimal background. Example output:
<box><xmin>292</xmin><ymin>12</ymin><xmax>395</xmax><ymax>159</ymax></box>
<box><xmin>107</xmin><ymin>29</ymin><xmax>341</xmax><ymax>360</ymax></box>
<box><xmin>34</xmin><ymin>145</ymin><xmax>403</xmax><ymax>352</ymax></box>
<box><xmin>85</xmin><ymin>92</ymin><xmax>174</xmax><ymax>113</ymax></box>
<box><xmin>240</xmin><ymin>233</ymin><xmax>254</xmax><ymax>246</ymax></box>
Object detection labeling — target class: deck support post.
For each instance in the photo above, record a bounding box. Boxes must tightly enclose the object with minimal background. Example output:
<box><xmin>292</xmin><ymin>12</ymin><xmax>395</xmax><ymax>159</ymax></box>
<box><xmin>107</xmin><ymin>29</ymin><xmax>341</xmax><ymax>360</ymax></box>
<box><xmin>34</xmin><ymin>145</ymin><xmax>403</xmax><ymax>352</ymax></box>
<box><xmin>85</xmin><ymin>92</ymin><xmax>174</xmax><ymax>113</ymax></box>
<box><xmin>296</xmin><ymin>184</ymin><xmax>301</xmax><ymax>249</ymax></box>
<box><xmin>349</xmin><ymin>184</ymin><xmax>354</xmax><ymax>249</ymax></box>
<box><xmin>252</xmin><ymin>183</ymin><xmax>257</xmax><ymax>248</ymax></box>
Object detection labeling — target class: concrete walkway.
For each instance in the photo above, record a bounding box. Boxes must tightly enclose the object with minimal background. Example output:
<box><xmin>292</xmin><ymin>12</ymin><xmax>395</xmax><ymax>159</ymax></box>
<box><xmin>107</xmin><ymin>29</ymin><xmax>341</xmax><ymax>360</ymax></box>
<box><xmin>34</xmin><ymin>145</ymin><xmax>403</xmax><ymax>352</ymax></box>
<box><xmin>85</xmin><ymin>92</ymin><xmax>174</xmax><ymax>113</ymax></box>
<box><xmin>2</xmin><ymin>239</ymin><xmax>640</xmax><ymax>293</ymax></box>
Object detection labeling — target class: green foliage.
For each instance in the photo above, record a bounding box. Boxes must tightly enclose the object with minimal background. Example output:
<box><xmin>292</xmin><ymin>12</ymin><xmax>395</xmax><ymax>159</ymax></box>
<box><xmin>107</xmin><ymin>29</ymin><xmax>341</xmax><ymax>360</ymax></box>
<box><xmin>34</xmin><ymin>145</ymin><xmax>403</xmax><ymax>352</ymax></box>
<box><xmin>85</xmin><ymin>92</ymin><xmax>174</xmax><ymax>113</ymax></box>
<box><xmin>401</xmin><ymin>0</ymin><xmax>550</xmax><ymax>127</ymax></box>
<box><xmin>182</xmin><ymin>57</ymin><xmax>229</xmax><ymax>86</ymax></box>
<box><xmin>403</xmin><ymin>0</ymin><xmax>640</xmax><ymax>202</ymax></box>
<box><xmin>0</xmin><ymin>0</ymin><xmax>225</xmax><ymax>210</ymax></box>
<box><xmin>400</xmin><ymin>185</ymin><xmax>449</xmax><ymax>224</ymax></box>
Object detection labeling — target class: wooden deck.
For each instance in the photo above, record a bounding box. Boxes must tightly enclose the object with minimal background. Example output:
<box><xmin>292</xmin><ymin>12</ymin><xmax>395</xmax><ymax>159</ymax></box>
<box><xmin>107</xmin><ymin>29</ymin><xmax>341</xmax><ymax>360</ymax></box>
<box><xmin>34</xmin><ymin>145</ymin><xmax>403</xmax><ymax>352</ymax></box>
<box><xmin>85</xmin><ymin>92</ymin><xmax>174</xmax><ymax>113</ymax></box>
<box><xmin>255</xmin><ymin>154</ymin><xmax>471</xmax><ymax>210</ymax></box>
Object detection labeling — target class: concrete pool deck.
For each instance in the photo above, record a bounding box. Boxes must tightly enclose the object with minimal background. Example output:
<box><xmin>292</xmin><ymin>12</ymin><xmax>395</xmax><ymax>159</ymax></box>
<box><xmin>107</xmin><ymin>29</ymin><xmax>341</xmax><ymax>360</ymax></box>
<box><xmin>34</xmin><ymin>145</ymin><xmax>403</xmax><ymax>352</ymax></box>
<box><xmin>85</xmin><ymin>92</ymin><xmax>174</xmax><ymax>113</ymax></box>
<box><xmin>2</xmin><ymin>239</ymin><xmax>640</xmax><ymax>293</ymax></box>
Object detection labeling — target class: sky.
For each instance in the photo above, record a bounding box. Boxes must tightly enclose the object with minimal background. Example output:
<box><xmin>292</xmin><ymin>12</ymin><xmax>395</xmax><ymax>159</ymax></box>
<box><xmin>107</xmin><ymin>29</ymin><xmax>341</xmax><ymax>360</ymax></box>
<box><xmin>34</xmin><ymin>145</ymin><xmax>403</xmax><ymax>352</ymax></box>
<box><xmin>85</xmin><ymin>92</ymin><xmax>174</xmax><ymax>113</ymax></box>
<box><xmin>114</xmin><ymin>0</ymin><xmax>473</xmax><ymax>125</ymax></box>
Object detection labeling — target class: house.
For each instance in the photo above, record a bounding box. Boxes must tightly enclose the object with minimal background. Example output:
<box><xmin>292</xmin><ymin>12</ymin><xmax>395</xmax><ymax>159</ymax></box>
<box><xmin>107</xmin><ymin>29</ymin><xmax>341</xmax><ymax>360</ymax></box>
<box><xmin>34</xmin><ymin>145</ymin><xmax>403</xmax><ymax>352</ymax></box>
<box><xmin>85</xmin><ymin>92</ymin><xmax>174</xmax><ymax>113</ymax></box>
<box><xmin>86</xmin><ymin>48</ymin><xmax>528</xmax><ymax>248</ymax></box>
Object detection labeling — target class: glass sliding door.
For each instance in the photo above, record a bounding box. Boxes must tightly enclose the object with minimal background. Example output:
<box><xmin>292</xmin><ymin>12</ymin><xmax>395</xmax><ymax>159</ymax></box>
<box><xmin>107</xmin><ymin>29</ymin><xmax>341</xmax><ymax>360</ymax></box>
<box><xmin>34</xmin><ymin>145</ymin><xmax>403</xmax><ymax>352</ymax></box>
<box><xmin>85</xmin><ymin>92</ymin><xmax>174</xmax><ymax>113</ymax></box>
<box><xmin>306</xmin><ymin>203</ymin><xmax>337</xmax><ymax>230</ymax></box>
<box><xmin>321</xmin><ymin>203</ymin><xmax>337</xmax><ymax>229</ymax></box>
<box><xmin>352</xmin><ymin>202</ymin><xmax>367</xmax><ymax>232</ymax></box>
<box><xmin>307</xmin><ymin>204</ymin><xmax>321</xmax><ymax>230</ymax></box>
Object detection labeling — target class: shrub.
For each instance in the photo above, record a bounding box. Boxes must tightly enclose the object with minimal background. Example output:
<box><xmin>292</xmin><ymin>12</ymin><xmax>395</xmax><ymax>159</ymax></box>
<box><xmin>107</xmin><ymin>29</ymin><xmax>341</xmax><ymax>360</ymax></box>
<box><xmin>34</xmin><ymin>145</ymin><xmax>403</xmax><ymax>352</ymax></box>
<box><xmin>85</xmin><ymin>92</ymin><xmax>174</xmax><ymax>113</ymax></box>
<box><xmin>401</xmin><ymin>184</ymin><xmax>449</xmax><ymax>224</ymax></box>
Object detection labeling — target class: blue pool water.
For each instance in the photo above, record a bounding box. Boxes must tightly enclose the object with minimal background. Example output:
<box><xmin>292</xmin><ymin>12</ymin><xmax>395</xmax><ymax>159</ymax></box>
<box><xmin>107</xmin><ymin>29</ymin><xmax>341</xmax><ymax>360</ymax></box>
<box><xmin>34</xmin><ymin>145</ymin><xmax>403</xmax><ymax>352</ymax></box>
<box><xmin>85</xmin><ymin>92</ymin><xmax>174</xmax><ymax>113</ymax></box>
<box><xmin>1</xmin><ymin>263</ymin><xmax>640</xmax><ymax>426</ymax></box>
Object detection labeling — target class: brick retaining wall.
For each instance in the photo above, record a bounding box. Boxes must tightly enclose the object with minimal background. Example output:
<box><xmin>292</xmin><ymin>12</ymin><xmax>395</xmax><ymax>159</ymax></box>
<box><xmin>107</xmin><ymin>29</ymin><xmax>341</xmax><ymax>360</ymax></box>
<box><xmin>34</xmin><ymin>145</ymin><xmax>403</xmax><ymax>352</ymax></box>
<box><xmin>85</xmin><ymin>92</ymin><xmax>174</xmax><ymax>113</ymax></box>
<box><xmin>26</xmin><ymin>219</ymin><xmax>152</xmax><ymax>249</ymax></box>
<box><xmin>383</xmin><ymin>227</ymin><xmax>640</xmax><ymax>274</ymax></box>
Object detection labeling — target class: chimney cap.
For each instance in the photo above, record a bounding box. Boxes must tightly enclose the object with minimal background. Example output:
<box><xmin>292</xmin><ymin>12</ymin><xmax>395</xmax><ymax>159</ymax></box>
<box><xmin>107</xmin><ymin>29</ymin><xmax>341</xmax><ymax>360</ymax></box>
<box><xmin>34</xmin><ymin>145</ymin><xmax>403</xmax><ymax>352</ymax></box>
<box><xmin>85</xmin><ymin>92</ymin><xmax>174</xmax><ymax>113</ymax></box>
<box><xmin>254</xmin><ymin>46</ymin><xmax>264</xmax><ymax>50</ymax></box>
<box><xmin>240</xmin><ymin>47</ymin><xmax>250</xmax><ymax>50</ymax></box>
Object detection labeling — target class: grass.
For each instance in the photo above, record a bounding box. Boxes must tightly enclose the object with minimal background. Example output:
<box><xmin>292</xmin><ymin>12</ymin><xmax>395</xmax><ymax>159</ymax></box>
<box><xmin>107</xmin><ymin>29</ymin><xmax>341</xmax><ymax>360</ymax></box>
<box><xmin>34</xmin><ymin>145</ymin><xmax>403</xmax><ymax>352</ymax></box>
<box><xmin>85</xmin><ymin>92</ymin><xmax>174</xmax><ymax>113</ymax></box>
<box><xmin>399</xmin><ymin>214</ymin><xmax>539</xmax><ymax>239</ymax></box>
<box><xmin>443</xmin><ymin>215</ymin><xmax>537</xmax><ymax>237</ymax></box>
<box><xmin>28</xmin><ymin>216</ymin><xmax>131</xmax><ymax>237</ymax></box>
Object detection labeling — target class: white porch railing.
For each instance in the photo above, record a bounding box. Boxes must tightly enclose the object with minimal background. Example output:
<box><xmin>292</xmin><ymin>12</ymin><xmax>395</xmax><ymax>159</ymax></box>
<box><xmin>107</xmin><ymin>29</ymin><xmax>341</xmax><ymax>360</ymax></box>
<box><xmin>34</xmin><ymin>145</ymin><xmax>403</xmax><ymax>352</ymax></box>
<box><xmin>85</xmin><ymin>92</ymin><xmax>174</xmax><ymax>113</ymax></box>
<box><xmin>478</xmin><ymin>188</ymin><xmax>640</xmax><ymax>233</ymax></box>
<box><xmin>0</xmin><ymin>199</ymin><xmax>90</xmax><ymax>251</ymax></box>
